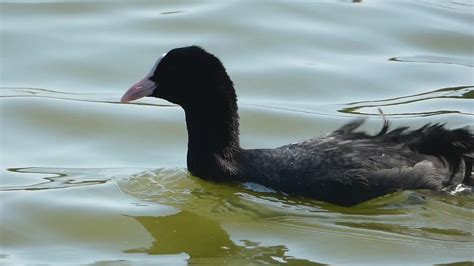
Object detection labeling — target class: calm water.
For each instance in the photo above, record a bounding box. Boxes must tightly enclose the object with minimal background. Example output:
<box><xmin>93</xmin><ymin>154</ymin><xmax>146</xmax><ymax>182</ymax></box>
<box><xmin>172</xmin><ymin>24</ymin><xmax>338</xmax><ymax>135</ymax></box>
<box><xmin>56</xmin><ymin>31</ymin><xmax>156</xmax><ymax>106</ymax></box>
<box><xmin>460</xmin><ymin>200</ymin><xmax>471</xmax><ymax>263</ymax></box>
<box><xmin>1</xmin><ymin>0</ymin><xmax>473</xmax><ymax>265</ymax></box>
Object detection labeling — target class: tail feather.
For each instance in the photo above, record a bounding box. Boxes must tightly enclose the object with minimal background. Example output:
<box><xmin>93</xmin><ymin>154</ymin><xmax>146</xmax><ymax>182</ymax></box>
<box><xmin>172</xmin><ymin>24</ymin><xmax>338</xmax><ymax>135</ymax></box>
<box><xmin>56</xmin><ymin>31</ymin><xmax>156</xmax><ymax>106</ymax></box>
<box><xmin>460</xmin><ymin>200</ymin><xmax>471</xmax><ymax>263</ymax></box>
<box><xmin>333</xmin><ymin>119</ymin><xmax>473</xmax><ymax>185</ymax></box>
<box><xmin>408</xmin><ymin>125</ymin><xmax>473</xmax><ymax>181</ymax></box>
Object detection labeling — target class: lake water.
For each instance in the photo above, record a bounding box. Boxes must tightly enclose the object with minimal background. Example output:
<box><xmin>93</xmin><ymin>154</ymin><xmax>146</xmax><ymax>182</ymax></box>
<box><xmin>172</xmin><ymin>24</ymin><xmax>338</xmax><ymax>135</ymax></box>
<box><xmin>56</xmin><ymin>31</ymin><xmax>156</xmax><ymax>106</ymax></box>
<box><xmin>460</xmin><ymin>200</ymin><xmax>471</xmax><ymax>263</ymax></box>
<box><xmin>1</xmin><ymin>0</ymin><xmax>473</xmax><ymax>264</ymax></box>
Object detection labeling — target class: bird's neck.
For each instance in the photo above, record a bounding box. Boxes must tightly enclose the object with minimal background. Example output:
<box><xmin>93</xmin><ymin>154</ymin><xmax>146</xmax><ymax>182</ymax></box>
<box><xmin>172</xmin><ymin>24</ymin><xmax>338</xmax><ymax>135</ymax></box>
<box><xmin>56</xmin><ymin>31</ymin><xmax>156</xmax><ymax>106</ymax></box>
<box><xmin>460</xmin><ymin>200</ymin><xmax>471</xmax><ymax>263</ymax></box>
<box><xmin>183</xmin><ymin>92</ymin><xmax>241</xmax><ymax>180</ymax></box>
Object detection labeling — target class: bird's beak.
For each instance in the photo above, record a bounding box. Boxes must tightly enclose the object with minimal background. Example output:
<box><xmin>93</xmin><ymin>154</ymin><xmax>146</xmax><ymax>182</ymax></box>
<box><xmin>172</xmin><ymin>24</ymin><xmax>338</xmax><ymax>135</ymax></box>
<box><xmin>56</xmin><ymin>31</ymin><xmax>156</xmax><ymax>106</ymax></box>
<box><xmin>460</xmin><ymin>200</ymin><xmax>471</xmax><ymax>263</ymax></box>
<box><xmin>121</xmin><ymin>78</ymin><xmax>157</xmax><ymax>103</ymax></box>
<box><xmin>121</xmin><ymin>53</ymin><xmax>167</xmax><ymax>103</ymax></box>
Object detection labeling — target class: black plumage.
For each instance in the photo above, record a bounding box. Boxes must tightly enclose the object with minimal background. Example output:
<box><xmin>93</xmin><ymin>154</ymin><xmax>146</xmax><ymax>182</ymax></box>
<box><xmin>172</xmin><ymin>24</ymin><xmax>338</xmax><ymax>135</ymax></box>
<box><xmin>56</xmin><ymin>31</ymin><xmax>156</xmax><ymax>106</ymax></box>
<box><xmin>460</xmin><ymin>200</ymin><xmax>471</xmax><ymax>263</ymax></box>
<box><xmin>121</xmin><ymin>46</ymin><xmax>473</xmax><ymax>206</ymax></box>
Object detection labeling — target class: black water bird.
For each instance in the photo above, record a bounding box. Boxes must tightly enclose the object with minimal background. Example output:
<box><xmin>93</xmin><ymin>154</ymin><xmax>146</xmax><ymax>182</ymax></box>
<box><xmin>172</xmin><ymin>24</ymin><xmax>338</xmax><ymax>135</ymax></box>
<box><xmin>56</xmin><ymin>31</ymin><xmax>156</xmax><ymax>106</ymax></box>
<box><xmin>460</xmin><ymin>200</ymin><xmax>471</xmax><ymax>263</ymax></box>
<box><xmin>121</xmin><ymin>46</ymin><xmax>473</xmax><ymax>206</ymax></box>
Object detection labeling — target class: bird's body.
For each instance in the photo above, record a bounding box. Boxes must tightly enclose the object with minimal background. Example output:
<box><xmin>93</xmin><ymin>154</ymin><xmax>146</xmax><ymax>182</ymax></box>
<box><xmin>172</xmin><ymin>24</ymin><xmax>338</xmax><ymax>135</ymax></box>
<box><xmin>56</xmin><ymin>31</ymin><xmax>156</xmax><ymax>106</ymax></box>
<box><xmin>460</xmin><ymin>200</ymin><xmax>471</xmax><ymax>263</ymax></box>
<box><xmin>121</xmin><ymin>46</ymin><xmax>473</xmax><ymax>206</ymax></box>
<box><xmin>238</xmin><ymin>121</ymin><xmax>468</xmax><ymax>205</ymax></box>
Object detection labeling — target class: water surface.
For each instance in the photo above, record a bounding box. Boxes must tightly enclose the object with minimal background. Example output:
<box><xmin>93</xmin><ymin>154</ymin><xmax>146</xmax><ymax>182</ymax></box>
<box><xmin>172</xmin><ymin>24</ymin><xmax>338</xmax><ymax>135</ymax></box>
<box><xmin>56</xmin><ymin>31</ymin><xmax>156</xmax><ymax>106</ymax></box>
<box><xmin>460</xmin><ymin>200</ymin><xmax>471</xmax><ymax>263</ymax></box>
<box><xmin>1</xmin><ymin>0</ymin><xmax>473</xmax><ymax>264</ymax></box>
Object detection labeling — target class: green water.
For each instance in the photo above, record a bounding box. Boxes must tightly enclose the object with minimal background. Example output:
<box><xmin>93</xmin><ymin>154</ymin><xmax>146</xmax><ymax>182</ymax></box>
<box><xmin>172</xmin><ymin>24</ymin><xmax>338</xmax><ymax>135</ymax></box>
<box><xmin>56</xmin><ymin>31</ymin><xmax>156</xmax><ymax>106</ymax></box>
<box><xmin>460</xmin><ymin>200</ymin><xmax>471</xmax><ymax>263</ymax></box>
<box><xmin>1</xmin><ymin>0</ymin><xmax>473</xmax><ymax>264</ymax></box>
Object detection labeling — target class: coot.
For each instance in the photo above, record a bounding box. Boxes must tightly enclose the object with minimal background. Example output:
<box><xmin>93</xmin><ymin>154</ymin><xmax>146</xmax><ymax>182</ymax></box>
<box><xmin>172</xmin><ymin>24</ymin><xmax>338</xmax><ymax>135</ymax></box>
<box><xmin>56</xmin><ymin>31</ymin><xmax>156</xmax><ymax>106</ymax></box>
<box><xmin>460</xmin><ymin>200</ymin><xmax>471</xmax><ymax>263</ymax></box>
<box><xmin>121</xmin><ymin>46</ymin><xmax>473</xmax><ymax>206</ymax></box>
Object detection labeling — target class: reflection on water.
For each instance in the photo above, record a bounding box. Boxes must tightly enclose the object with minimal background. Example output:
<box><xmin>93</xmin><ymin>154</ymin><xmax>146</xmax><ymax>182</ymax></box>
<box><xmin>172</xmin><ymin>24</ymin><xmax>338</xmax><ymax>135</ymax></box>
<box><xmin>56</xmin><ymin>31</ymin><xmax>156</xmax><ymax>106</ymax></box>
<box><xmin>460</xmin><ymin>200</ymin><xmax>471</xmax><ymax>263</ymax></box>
<box><xmin>1</xmin><ymin>164</ymin><xmax>473</xmax><ymax>264</ymax></box>
<box><xmin>341</xmin><ymin>85</ymin><xmax>473</xmax><ymax>117</ymax></box>
<box><xmin>124</xmin><ymin>211</ymin><xmax>236</xmax><ymax>258</ymax></box>
<box><xmin>125</xmin><ymin>211</ymin><xmax>318</xmax><ymax>264</ymax></box>
<box><xmin>115</xmin><ymin>168</ymin><xmax>474</xmax><ymax>243</ymax></box>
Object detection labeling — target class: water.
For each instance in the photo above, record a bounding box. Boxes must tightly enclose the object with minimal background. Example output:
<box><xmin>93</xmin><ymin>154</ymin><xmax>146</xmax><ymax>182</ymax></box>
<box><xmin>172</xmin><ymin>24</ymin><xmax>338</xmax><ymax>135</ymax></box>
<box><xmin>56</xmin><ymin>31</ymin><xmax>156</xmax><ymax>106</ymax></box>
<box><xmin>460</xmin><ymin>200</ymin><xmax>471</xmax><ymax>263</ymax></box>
<box><xmin>1</xmin><ymin>0</ymin><xmax>473</xmax><ymax>264</ymax></box>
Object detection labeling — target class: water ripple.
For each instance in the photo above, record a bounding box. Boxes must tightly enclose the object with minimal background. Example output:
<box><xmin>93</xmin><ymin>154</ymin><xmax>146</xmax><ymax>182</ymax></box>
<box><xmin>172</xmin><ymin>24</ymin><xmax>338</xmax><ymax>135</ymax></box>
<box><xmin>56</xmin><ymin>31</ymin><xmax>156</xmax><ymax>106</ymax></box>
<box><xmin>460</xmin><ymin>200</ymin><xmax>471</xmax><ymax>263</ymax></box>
<box><xmin>340</xmin><ymin>85</ymin><xmax>473</xmax><ymax>117</ymax></box>
<box><xmin>390</xmin><ymin>55</ymin><xmax>473</xmax><ymax>67</ymax></box>
<box><xmin>0</xmin><ymin>87</ymin><xmax>174</xmax><ymax>107</ymax></box>
<box><xmin>2</xmin><ymin>86</ymin><xmax>471</xmax><ymax>119</ymax></box>
<box><xmin>1</xmin><ymin>167</ymin><xmax>139</xmax><ymax>191</ymax></box>
<box><xmin>3</xmin><ymin>166</ymin><xmax>474</xmax><ymax>251</ymax></box>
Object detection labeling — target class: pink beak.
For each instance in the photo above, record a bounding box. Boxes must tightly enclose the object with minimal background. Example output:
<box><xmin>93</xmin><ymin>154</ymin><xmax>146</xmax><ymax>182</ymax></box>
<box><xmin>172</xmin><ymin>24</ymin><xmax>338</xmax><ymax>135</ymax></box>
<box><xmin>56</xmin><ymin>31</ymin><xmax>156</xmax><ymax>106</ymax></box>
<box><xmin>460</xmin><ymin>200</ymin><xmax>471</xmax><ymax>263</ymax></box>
<box><xmin>121</xmin><ymin>78</ymin><xmax>157</xmax><ymax>103</ymax></box>
<box><xmin>121</xmin><ymin>53</ymin><xmax>167</xmax><ymax>103</ymax></box>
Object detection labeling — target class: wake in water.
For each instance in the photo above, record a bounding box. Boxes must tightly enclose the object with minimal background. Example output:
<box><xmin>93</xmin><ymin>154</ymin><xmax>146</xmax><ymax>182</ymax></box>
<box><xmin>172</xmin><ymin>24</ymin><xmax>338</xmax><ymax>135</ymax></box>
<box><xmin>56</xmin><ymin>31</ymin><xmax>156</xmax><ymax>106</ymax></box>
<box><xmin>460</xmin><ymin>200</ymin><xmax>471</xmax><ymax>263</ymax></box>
<box><xmin>3</xmin><ymin>166</ymin><xmax>473</xmax><ymax>243</ymax></box>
